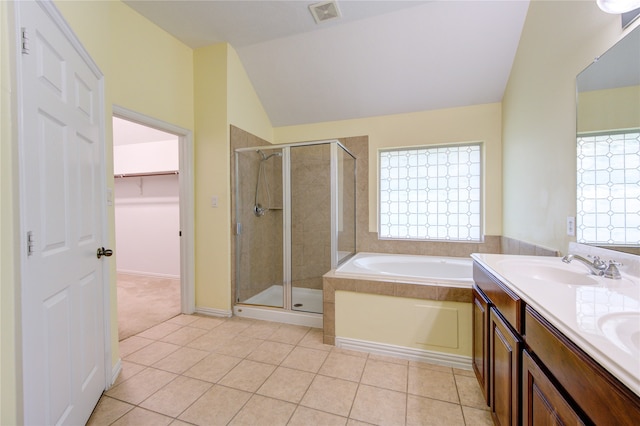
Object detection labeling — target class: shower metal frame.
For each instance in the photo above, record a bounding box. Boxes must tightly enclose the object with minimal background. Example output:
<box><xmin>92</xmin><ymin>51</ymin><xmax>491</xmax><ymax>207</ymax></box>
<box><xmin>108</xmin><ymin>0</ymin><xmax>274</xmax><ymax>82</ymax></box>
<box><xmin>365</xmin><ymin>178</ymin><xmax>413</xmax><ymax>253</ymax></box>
<box><xmin>234</xmin><ymin>139</ymin><xmax>356</xmax><ymax>313</ymax></box>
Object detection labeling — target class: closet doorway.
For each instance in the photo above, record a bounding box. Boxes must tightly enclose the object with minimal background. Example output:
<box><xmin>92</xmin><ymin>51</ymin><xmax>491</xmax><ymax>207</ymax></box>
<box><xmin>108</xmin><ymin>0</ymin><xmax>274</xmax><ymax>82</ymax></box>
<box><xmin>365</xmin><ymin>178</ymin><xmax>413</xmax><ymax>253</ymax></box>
<box><xmin>112</xmin><ymin>111</ymin><xmax>194</xmax><ymax>340</ymax></box>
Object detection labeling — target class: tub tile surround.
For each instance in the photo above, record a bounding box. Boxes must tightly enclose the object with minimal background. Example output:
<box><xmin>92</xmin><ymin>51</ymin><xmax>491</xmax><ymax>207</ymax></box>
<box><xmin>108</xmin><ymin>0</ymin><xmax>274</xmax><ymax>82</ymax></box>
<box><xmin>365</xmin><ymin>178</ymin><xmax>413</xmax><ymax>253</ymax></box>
<box><xmin>322</xmin><ymin>275</ymin><xmax>472</xmax><ymax>346</ymax></box>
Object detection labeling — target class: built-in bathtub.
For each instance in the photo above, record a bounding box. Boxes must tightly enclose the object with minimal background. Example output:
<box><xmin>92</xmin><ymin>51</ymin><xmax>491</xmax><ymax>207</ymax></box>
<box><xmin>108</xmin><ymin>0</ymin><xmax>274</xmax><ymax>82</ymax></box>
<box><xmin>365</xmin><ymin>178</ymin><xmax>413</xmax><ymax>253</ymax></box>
<box><xmin>335</xmin><ymin>252</ymin><xmax>474</xmax><ymax>286</ymax></box>
<box><xmin>323</xmin><ymin>252</ymin><xmax>474</xmax><ymax>369</ymax></box>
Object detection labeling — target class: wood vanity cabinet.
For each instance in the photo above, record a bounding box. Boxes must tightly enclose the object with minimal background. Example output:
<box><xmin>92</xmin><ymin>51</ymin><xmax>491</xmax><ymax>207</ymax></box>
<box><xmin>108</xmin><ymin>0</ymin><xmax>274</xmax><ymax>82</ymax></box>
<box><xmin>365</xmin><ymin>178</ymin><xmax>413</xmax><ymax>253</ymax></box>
<box><xmin>522</xmin><ymin>349</ymin><xmax>585</xmax><ymax>425</ymax></box>
<box><xmin>489</xmin><ymin>307</ymin><xmax>521</xmax><ymax>426</ymax></box>
<box><xmin>473</xmin><ymin>261</ymin><xmax>640</xmax><ymax>426</ymax></box>
<box><xmin>472</xmin><ymin>287</ymin><xmax>490</xmax><ymax>404</ymax></box>
<box><xmin>525</xmin><ymin>306</ymin><xmax>640</xmax><ymax>425</ymax></box>
<box><xmin>473</xmin><ymin>263</ymin><xmax>523</xmax><ymax>426</ymax></box>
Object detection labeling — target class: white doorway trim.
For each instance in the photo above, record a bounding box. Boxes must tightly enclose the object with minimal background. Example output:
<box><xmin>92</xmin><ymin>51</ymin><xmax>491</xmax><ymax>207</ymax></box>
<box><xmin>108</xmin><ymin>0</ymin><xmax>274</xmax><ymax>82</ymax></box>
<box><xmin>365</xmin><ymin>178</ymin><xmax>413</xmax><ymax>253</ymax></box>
<box><xmin>112</xmin><ymin>105</ymin><xmax>195</xmax><ymax>314</ymax></box>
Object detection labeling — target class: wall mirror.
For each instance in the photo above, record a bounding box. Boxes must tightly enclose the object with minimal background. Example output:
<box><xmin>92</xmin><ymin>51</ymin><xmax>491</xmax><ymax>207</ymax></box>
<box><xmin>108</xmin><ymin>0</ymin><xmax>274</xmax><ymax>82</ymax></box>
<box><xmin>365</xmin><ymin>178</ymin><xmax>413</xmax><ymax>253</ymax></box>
<box><xmin>576</xmin><ymin>25</ymin><xmax>640</xmax><ymax>254</ymax></box>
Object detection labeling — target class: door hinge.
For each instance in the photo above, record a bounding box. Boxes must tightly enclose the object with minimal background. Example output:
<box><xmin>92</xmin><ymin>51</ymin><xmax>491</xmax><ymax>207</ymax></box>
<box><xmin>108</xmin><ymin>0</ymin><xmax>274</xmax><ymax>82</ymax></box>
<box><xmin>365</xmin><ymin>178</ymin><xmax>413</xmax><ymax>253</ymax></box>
<box><xmin>21</xmin><ymin>28</ymin><xmax>30</xmax><ymax>55</ymax></box>
<box><xmin>27</xmin><ymin>231</ymin><xmax>35</xmax><ymax>256</ymax></box>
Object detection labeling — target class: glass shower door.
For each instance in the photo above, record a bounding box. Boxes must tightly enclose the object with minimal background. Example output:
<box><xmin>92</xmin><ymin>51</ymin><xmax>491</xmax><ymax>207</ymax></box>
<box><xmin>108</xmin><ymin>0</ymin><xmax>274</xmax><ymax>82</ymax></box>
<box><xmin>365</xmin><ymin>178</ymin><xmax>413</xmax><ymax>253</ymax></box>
<box><xmin>337</xmin><ymin>144</ymin><xmax>356</xmax><ymax>264</ymax></box>
<box><xmin>290</xmin><ymin>144</ymin><xmax>331</xmax><ymax>314</ymax></box>
<box><xmin>235</xmin><ymin>148</ymin><xmax>284</xmax><ymax>308</ymax></box>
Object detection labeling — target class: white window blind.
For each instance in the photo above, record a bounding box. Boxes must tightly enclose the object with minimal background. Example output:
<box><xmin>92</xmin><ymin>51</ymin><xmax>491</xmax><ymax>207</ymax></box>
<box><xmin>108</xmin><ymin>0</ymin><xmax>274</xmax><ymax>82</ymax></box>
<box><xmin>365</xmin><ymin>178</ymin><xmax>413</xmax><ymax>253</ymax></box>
<box><xmin>379</xmin><ymin>143</ymin><xmax>482</xmax><ymax>241</ymax></box>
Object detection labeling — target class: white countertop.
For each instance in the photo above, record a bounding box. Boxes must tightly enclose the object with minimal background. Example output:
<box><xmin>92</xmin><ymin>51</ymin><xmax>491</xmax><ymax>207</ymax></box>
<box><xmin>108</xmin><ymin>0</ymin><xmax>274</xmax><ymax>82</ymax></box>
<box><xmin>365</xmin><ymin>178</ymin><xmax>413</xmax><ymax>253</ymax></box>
<box><xmin>471</xmin><ymin>253</ymin><xmax>640</xmax><ymax>397</ymax></box>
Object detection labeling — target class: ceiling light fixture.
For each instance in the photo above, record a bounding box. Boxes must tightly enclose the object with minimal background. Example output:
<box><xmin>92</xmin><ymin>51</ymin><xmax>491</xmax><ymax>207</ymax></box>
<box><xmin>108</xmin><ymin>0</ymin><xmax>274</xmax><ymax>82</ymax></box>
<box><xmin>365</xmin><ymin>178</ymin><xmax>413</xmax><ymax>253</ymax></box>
<box><xmin>597</xmin><ymin>0</ymin><xmax>640</xmax><ymax>14</ymax></box>
<box><xmin>309</xmin><ymin>1</ymin><xmax>341</xmax><ymax>24</ymax></box>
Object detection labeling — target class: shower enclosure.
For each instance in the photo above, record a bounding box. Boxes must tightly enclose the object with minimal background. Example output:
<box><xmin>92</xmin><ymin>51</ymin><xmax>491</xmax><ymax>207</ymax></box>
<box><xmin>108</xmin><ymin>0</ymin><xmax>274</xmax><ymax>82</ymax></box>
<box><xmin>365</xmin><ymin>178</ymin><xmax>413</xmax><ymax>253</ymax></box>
<box><xmin>233</xmin><ymin>140</ymin><xmax>356</xmax><ymax>325</ymax></box>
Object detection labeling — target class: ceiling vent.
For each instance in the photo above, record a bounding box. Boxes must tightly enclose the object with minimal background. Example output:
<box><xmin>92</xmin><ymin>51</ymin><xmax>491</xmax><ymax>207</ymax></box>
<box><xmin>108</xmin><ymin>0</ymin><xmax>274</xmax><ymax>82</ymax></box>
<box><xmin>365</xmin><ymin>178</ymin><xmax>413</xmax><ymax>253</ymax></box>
<box><xmin>309</xmin><ymin>1</ymin><xmax>341</xmax><ymax>24</ymax></box>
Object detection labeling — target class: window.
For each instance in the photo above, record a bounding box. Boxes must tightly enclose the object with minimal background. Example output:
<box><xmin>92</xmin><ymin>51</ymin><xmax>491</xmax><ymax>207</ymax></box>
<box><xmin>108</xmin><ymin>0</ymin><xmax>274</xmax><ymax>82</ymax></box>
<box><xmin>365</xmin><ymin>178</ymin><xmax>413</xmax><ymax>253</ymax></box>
<box><xmin>577</xmin><ymin>131</ymin><xmax>640</xmax><ymax>246</ymax></box>
<box><xmin>379</xmin><ymin>143</ymin><xmax>482</xmax><ymax>241</ymax></box>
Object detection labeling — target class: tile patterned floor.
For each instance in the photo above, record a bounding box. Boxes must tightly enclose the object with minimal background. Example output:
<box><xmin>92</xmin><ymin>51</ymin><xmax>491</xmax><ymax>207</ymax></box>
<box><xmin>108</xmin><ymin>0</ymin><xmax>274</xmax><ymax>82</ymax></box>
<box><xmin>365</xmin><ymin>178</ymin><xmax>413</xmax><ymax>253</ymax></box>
<box><xmin>88</xmin><ymin>314</ymin><xmax>493</xmax><ymax>426</ymax></box>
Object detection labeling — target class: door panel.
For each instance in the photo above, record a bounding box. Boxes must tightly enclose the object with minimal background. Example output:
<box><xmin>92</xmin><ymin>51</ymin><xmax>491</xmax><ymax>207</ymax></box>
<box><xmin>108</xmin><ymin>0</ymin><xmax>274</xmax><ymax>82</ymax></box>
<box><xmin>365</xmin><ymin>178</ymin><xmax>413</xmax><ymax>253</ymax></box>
<box><xmin>490</xmin><ymin>308</ymin><xmax>521</xmax><ymax>426</ymax></box>
<box><xmin>18</xmin><ymin>1</ymin><xmax>107</xmax><ymax>425</ymax></box>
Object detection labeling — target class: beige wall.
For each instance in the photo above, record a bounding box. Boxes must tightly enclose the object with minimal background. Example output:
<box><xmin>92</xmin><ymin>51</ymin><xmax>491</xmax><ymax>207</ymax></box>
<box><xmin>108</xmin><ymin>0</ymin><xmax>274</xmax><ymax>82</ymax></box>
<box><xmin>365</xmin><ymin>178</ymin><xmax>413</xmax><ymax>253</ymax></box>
<box><xmin>274</xmin><ymin>103</ymin><xmax>503</xmax><ymax>238</ymax></box>
<box><xmin>502</xmin><ymin>0</ymin><xmax>639</xmax><ymax>254</ymax></box>
<box><xmin>1</xmin><ymin>1</ymin><xmax>195</xmax><ymax>421</ymax></box>
<box><xmin>55</xmin><ymin>0</ymin><xmax>195</xmax><ymax>364</ymax></box>
<box><xmin>1</xmin><ymin>1</ymin><xmax>20</xmax><ymax>423</ymax></box>
<box><xmin>193</xmin><ymin>44</ymin><xmax>273</xmax><ymax>313</ymax></box>
<box><xmin>335</xmin><ymin>292</ymin><xmax>472</xmax><ymax>357</ymax></box>
<box><xmin>577</xmin><ymin>85</ymin><xmax>640</xmax><ymax>132</ymax></box>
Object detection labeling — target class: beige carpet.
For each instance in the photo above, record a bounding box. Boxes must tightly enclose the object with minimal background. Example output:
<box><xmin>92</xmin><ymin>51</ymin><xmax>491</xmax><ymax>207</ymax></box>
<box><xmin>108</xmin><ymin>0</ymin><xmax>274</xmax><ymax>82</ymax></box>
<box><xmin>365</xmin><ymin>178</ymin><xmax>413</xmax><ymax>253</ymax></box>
<box><xmin>117</xmin><ymin>273</ymin><xmax>181</xmax><ymax>341</ymax></box>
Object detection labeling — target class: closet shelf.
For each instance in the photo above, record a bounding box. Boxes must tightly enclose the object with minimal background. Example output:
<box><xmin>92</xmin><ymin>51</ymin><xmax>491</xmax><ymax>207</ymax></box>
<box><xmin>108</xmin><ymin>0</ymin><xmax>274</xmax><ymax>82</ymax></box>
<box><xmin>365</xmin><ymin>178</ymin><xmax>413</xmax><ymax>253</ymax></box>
<box><xmin>114</xmin><ymin>170</ymin><xmax>179</xmax><ymax>178</ymax></box>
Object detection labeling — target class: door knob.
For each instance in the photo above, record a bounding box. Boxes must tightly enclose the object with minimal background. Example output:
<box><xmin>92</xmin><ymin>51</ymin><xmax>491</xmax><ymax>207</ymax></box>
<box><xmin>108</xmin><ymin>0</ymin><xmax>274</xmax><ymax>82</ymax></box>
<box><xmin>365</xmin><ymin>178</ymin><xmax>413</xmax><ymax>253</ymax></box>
<box><xmin>97</xmin><ymin>247</ymin><xmax>113</xmax><ymax>259</ymax></box>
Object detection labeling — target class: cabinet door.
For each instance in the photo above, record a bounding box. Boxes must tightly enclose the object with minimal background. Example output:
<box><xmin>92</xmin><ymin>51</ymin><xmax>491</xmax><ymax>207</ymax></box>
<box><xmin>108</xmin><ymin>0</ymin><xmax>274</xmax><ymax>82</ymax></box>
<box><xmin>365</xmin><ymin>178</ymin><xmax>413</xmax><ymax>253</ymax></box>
<box><xmin>522</xmin><ymin>350</ymin><xmax>585</xmax><ymax>426</ymax></box>
<box><xmin>472</xmin><ymin>286</ymin><xmax>490</xmax><ymax>405</ymax></box>
<box><xmin>490</xmin><ymin>308</ymin><xmax>521</xmax><ymax>426</ymax></box>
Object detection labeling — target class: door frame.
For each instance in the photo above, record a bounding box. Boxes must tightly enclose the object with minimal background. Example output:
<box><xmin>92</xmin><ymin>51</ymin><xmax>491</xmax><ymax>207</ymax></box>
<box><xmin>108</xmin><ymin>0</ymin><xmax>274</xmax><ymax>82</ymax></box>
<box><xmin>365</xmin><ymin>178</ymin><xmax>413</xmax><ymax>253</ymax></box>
<box><xmin>112</xmin><ymin>105</ymin><xmax>195</xmax><ymax>314</ymax></box>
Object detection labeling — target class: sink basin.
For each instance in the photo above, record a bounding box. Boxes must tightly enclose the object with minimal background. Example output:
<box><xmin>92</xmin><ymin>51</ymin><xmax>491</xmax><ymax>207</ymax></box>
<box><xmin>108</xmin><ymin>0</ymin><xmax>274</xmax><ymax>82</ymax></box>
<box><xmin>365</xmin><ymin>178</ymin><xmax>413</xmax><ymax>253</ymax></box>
<box><xmin>598</xmin><ymin>312</ymin><xmax>640</xmax><ymax>356</ymax></box>
<box><xmin>497</xmin><ymin>259</ymin><xmax>600</xmax><ymax>286</ymax></box>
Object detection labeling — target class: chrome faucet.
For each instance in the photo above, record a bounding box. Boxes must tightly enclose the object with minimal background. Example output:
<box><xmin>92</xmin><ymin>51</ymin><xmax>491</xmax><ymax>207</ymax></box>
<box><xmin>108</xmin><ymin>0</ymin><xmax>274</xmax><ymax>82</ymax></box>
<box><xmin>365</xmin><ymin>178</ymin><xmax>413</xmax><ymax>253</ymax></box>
<box><xmin>562</xmin><ymin>254</ymin><xmax>607</xmax><ymax>276</ymax></box>
<box><xmin>603</xmin><ymin>261</ymin><xmax>622</xmax><ymax>280</ymax></box>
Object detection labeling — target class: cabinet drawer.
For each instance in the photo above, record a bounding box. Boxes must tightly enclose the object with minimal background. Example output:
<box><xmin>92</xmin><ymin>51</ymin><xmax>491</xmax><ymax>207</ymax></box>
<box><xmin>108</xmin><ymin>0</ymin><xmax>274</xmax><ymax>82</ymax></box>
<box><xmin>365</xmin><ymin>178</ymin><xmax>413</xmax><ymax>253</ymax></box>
<box><xmin>525</xmin><ymin>306</ymin><xmax>640</xmax><ymax>425</ymax></box>
<box><xmin>473</xmin><ymin>262</ymin><xmax>523</xmax><ymax>333</ymax></box>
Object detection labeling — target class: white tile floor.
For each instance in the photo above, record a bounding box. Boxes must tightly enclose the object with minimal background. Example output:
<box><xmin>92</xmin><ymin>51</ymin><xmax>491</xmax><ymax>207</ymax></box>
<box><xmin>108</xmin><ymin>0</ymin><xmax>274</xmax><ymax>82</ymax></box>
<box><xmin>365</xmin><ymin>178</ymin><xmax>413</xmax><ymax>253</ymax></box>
<box><xmin>88</xmin><ymin>314</ymin><xmax>493</xmax><ymax>426</ymax></box>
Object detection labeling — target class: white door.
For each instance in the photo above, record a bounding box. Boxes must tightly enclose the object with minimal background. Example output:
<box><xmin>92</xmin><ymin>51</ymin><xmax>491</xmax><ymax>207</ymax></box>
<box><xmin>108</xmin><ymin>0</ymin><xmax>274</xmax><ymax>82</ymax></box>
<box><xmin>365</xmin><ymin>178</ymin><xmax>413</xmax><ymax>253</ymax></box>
<box><xmin>17</xmin><ymin>1</ymin><xmax>108</xmax><ymax>425</ymax></box>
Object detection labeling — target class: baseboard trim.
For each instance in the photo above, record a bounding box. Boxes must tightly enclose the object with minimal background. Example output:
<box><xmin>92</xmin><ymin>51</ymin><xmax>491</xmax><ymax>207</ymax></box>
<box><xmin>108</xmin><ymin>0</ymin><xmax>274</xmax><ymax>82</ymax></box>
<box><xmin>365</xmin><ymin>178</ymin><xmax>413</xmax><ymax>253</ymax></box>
<box><xmin>109</xmin><ymin>358</ymin><xmax>122</xmax><ymax>389</ymax></box>
<box><xmin>196</xmin><ymin>306</ymin><xmax>233</xmax><ymax>318</ymax></box>
<box><xmin>116</xmin><ymin>270</ymin><xmax>180</xmax><ymax>280</ymax></box>
<box><xmin>335</xmin><ymin>336</ymin><xmax>473</xmax><ymax>370</ymax></box>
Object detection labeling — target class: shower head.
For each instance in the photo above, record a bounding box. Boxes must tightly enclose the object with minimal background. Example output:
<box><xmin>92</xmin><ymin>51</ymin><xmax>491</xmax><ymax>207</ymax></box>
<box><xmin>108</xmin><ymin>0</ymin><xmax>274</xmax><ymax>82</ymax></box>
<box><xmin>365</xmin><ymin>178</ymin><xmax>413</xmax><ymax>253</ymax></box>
<box><xmin>257</xmin><ymin>149</ymin><xmax>282</xmax><ymax>161</ymax></box>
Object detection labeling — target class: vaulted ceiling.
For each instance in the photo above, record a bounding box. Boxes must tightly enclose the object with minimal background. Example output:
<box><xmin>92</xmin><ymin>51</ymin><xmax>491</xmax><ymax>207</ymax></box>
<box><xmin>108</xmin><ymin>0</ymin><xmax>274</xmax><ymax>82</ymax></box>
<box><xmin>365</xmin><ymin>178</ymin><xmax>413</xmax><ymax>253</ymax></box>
<box><xmin>124</xmin><ymin>0</ymin><xmax>531</xmax><ymax>127</ymax></box>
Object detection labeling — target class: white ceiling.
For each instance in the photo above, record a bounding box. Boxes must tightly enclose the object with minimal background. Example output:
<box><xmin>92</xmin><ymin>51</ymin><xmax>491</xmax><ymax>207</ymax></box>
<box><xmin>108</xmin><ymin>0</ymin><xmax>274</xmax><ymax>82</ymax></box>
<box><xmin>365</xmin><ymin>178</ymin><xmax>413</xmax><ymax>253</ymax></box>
<box><xmin>123</xmin><ymin>0</ymin><xmax>531</xmax><ymax>127</ymax></box>
<box><xmin>113</xmin><ymin>117</ymin><xmax>179</xmax><ymax>145</ymax></box>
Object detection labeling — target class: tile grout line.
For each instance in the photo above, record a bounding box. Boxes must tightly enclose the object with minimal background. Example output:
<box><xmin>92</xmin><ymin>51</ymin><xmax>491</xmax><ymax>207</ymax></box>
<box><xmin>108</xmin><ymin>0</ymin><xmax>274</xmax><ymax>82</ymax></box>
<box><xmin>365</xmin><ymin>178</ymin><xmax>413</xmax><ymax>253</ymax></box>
<box><xmin>101</xmin><ymin>315</ymin><xmax>490</xmax><ymax>425</ymax></box>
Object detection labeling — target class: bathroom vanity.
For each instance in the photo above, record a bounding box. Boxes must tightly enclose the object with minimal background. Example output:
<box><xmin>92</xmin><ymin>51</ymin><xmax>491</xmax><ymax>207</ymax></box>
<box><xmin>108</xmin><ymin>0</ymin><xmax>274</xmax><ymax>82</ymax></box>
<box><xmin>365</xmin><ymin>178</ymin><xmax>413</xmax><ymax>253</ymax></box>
<box><xmin>471</xmin><ymin>253</ymin><xmax>640</xmax><ymax>425</ymax></box>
